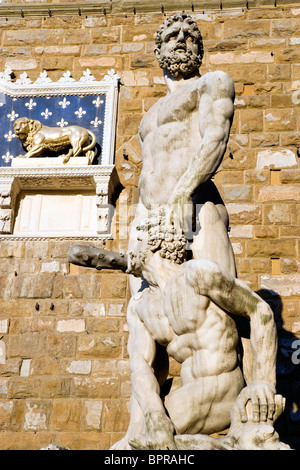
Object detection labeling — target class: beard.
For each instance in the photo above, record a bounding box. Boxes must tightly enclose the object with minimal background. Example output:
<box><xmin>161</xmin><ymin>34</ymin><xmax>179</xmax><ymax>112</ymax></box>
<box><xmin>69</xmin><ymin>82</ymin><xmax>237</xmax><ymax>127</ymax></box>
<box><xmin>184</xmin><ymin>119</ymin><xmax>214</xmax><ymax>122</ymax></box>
<box><xmin>157</xmin><ymin>47</ymin><xmax>201</xmax><ymax>78</ymax></box>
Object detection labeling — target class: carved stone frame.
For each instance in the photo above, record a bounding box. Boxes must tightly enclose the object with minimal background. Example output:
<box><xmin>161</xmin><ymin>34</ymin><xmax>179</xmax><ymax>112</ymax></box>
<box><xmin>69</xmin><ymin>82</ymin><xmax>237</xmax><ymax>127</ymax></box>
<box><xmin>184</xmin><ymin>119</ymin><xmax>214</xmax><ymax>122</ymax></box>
<box><xmin>0</xmin><ymin>68</ymin><xmax>120</xmax><ymax>238</ymax></box>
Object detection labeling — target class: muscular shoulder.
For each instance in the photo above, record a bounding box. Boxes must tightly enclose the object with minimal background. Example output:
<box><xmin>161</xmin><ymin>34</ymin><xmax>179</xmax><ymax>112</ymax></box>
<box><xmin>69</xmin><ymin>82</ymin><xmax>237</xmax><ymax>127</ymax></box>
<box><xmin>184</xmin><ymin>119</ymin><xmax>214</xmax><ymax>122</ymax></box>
<box><xmin>198</xmin><ymin>71</ymin><xmax>235</xmax><ymax>101</ymax></box>
<box><xmin>139</xmin><ymin>97</ymin><xmax>161</xmax><ymax>141</ymax></box>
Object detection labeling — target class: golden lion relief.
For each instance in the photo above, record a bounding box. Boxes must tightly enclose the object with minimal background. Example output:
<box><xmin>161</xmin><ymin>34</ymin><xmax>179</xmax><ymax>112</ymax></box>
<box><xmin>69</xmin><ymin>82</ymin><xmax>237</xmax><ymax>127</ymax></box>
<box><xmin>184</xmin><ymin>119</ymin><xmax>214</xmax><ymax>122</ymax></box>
<box><xmin>14</xmin><ymin>117</ymin><xmax>97</xmax><ymax>164</ymax></box>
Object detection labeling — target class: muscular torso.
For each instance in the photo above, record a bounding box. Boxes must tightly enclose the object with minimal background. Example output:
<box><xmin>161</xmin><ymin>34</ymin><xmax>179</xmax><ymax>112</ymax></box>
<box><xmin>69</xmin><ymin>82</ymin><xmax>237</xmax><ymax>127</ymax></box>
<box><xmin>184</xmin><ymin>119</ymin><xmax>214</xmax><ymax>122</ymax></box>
<box><xmin>135</xmin><ymin>265</ymin><xmax>241</xmax><ymax>385</ymax></box>
<box><xmin>138</xmin><ymin>78</ymin><xmax>201</xmax><ymax>207</ymax></box>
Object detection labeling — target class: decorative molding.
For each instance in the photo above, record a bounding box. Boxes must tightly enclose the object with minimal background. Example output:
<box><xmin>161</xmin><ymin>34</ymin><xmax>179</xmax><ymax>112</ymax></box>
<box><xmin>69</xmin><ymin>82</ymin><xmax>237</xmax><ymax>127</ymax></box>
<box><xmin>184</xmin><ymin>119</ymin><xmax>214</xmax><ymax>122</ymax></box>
<box><xmin>0</xmin><ymin>235</ymin><xmax>107</xmax><ymax>241</ymax></box>
<box><xmin>0</xmin><ymin>165</ymin><xmax>119</xmax><ymax>237</ymax></box>
<box><xmin>0</xmin><ymin>2</ymin><xmax>111</xmax><ymax>18</ymax></box>
<box><xmin>0</xmin><ymin>67</ymin><xmax>120</xmax><ymax>97</ymax></box>
<box><xmin>0</xmin><ymin>0</ymin><xmax>294</xmax><ymax>18</ymax></box>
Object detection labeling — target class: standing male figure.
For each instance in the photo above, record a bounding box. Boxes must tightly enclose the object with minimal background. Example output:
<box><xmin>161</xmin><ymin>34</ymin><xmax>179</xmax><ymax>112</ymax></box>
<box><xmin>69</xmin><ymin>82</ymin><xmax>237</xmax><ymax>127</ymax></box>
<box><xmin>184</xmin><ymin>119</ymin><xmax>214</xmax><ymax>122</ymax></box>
<box><xmin>70</xmin><ymin>11</ymin><xmax>287</xmax><ymax>450</ymax></box>
<box><xmin>128</xmin><ymin>11</ymin><xmax>236</xmax><ymax>278</ymax></box>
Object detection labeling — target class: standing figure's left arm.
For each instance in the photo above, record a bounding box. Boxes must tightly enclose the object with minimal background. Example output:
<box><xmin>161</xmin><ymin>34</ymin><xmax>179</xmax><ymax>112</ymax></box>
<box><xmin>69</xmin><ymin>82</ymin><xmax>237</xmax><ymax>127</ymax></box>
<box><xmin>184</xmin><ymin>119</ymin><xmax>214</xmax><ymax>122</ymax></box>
<box><xmin>168</xmin><ymin>71</ymin><xmax>235</xmax><ymax>228</ymax></box>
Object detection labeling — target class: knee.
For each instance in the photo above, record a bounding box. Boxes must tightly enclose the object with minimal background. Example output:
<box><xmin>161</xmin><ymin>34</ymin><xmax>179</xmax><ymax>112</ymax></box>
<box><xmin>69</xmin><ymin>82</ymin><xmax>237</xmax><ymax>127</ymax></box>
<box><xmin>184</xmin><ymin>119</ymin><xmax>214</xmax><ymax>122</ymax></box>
<box><xmin>186</xmin><ymin>258</ymin><xmax>221</xmax><ymax>295</ymax></box>
<box><xmin>199</xmin><ymin>202</ymin><xmax>221</xmax><ymax>228</ymax></box>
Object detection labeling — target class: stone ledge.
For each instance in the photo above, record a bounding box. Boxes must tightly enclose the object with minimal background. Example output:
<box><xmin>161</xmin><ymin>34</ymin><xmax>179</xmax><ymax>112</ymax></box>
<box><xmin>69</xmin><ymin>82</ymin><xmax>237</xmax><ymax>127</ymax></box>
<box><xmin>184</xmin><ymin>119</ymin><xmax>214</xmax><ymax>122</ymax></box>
<box><xmin>0</xmin><ymin>0</ymin><xmax>297</xmax><ymax>18</ymax></box>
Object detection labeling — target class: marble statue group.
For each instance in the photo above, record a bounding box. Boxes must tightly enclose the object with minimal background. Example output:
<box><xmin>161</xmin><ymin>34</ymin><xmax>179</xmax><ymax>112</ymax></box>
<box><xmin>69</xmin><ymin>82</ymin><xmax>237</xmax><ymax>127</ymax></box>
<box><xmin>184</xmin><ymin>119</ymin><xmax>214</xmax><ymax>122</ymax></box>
<box><xmin>69</xmin><ymin>12</ymin><xmax>290</xmax><ymax>450</ymax></box>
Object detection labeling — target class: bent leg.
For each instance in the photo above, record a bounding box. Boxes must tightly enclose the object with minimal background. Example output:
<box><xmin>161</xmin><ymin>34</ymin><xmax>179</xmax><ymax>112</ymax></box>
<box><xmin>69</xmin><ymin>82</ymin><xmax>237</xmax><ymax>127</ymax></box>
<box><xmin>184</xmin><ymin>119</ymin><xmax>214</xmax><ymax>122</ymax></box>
<box><xmin>191</xmin><ymin>201</ymin><xmax>236</xmax><ymax>277</ymax></box>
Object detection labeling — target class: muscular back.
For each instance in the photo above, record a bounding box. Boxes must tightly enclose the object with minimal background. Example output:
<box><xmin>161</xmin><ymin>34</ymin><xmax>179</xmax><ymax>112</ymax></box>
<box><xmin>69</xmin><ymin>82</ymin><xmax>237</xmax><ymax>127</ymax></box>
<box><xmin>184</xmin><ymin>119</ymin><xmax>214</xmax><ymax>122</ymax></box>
<box><xmin>133</xmin><ymin>264</ymin><xmax>241</xmax><ymax>384</ymax></box>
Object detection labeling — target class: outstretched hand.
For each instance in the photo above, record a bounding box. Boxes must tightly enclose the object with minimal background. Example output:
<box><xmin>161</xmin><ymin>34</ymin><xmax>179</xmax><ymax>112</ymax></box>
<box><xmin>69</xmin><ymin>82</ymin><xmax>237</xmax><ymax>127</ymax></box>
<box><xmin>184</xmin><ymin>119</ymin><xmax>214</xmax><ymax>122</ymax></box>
<box><xmin>167</xmin><ymin>191</ymin><xmax>193</xmax><ymax>236</ymax></box>
<box><xmin>235</xmin><ymin>382</ymin><xmax>279</xmax><ymax>423</ymax></box>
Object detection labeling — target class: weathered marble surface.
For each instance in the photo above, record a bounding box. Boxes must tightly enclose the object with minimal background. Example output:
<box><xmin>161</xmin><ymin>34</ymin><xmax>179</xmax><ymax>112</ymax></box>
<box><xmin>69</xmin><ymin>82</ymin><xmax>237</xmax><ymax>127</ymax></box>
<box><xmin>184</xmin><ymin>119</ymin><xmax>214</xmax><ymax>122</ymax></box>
<box><xmin>70</xmin><ymin>12</ymin><xmax>290</xmax><ymax>450</ymax></box>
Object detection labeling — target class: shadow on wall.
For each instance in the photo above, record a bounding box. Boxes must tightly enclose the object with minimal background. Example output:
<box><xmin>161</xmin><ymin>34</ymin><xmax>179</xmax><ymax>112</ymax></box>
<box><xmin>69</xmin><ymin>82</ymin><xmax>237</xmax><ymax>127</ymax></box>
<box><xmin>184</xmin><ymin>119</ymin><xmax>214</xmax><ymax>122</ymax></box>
<box><xmin>256</xmin><ymin>289</ymin><xmax>300</xmax><ymax>450</ymax></box>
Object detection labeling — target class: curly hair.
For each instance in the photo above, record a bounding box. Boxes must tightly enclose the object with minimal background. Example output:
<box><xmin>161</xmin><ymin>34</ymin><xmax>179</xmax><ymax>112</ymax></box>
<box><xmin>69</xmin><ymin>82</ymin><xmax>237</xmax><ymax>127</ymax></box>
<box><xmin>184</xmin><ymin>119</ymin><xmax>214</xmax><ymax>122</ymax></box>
<box><xmin>155</xmin><ymin>11</ymin><xmax>204</xmax><ymax>69</ymax></box>
<box><xmin>127</xmin><ymin>205</ymin><xmax>187</xmax><ymax>276</ymax></box>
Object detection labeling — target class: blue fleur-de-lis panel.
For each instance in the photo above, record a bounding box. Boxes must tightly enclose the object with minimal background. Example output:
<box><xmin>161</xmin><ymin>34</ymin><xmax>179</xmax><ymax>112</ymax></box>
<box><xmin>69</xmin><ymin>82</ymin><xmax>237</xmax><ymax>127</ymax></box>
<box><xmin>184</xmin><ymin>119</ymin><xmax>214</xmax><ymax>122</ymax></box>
<box><xmin>0</xmin><ymin>93</ymin><xmax>106</xmax><ymax>166</ymax></box>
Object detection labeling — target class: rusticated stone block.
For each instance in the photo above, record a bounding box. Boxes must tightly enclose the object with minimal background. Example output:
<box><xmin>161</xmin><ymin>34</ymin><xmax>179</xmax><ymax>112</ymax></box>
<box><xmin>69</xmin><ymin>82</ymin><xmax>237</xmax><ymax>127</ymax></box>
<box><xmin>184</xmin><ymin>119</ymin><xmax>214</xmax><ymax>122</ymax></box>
<box><xmin>9</xmin><ymin>318</ymin><xmax>54</xmax><ymax>334</ymax></box>
<box><xmin>86</xmin><ymin>318</ymin><xmax>122</xmax><ymax>334</ymax></box>
<box><xmin>7</xmin><ymin>377</ymin><xmax>40</xmax><ymax>399</ymax></box>
<box><xmin>77</xmin><ymin>334</ymin><xmax>123</xmax><ymax>359</ymax></box>
<box><xmin>254</xmin><ymin>225</ymin><xmax>279</xmax><ymax>238</ymax></box>
<box><xmin>0</xmin><ymin>242</ymin><xmax>25</xmax><ymax>258</ymax></box>
<box><xmin>280</xmin><ymin>226</ymin><xmax>300</xmax><ymax>238</ymax></box>
<box><xmin>263</xmin><ymin>203</ymin><xmax>295</xmax><ymax>225</ymax></box>
<box><xmin>69</xmin><ymin>300</ymin><xmax>105</xmax><ymax>318</ymax></box>
<box><xmin>244</xmin><ymin>169</ymin><xmax>270</xmax><ymax>184</ymax></box>
<box><xmin>130</xmin><ymin>53</ymin><xmax>156</xmax><ymax>69</ymax></box>
<box><xmin>264</xmin><ymin>109</ymin><xmax>297</xmax><ymax>131</ymax></box>
<box><xmin>280</xmin><ymin>169</ymin><xmax>300</xmax><ymax>183</ymax></box>
<box><xmin>8</xmin><ymin>333</ymin><xmax>40</xmax><ymax>358</ymax></box>
<box><xmin>240</xmin><ymin>108</ymin><xmax>263</xmax><ymax>133</ymax></box>
<box><xmin>221</xmin><ymin>148</ymin><xmax>256</xmax><ymax>170</ymax></box>
<box><xmin>92</xmin><ymin>358</ymin><xmax>130</xmax><ymax>379</ymax></box>
<box><xmin>272</xmin><ymin>19</ymin><xmax>300</xmax><ymax>37</ymax></box>
<box><xmin>72</xmin><ymin>376</ymin><xmax>119</xmax><ymax>399</ymax></box>
<box><xmin>0</xmin><ymin>400</ymin><xmax>24</xmax><ymax>431</ymax></box>
<box><xmin>38</xmin><ymin>366</ymin><xmax>65</xmax><ymax>393</ymax></box>
<box><xmin>100</xmin><ymin>274</ymin><xmax>128</xmax><ymax>299</ymax></box>
<box><xmin>29</xmin><ymin>357</ymin><xmax>60</xmax><ymax>376</ymax></box>
<box><xmin>267</xmin><ymin>63</ymin><xmax>291</xmax><ymax>81</ymax></box>
<box><xmin>226</xmin><ymin>203</ymin><xmax>262</xmax><ymax>224</ymax></box>
<box><xmin>41</xmin><ymin>56</ymin><xmax>73</xmax><ymax>71</ymax></box>
<box><xmin>51</xmin><ymin>399</ymin><xmax>82</xmax><ymax>431</ymax></box>
<box><xmin>66</xmin><ymin>360</ymin><xmax>91</xmax><ymax>375</ymax></box>
<box><xmin>46</xmin><ymin>332</ymin><xmax>77</xmax><ymax>358</ymax></box>
<box><xmin>12</xmin><ymin>275</ymin><xmax>54</xmax><ymax>299</ymax></box>
<box><xmin>247</xmin><ymin>239</ymin><xmax>296</xmax><ymax>258</ymax></box>
<box><xmin>281</xmin><ymin>133</ymin><xmax>300</xmax><ymax>146</ymax></box>
<box><xmin>223</xmin><ymin>184</ymin><xmax>253</xmax><ymax>203</ymax></box>
<box><xmin>82</xmin><ymin>400</ymin><xmax>103</xmax><ymax>430</ymax></box>
<box><xmin>4</xmin><ymin>29</ymin><xmax>65</xmax><ymax>47</ymax></box>
<box><xmin>57</xmin><ymin>319</ymin><xmax>85</xmax><ymax>333</ymax></box>
<box><xmin>23</xmin><ymin>400</ymin><xmax>52</xmax><ymax>431</ymax></box>
<box><xmin>254</xmin><ymin>82</ymin><xmax>283</xmax><ymax>94</ymax></box>
<box><xmin>100</xmin><ymin>399</ymin><xmax>130</xmax><ymax>432</ymax></box>
<box><xmin>210</xmin><ymin>51</ymin><xmax>274</xmax><ymax>65</ymax></box>
<box><xmin>249</xmin><ymin>258</ymin><xmax>271</xmax><ymax>274</ymax></box>
<box><xmin>280</xmin><ymin>258</ymin><xmax>299</xmax><ymax>274</ymax></box>
<box><xmin>251</xmin><ymin>133</ymin><xmax>280</xmax><ymax>148</ymax></box>
<box><xmin>91</xmin><ymin>27</ymin><xmax>121</xmax><ymax>44</ymax></box>
<box><xmin>257</xmin><ymin>185</ymin><xmax>300</xmax><ymax>203</ymax></box>
<box><xmin>223</xmin><ymin>20</ymin><xmax>270</xmax><ymax>39</ymax></box>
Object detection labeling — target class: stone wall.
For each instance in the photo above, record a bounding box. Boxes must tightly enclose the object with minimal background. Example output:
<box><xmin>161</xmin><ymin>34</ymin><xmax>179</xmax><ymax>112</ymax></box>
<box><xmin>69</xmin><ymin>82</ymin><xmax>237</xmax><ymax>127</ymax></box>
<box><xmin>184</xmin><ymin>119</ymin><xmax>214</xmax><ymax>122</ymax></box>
<box><xmin>0</xmin><ymin>1</ymin><xmax>299</xmax><ymax>449</ymax></box>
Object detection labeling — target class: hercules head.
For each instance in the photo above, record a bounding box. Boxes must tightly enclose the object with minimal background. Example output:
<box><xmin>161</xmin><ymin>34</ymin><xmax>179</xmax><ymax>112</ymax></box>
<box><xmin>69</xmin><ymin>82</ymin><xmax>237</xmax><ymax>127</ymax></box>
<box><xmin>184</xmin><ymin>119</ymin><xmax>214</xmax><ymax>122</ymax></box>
<box><xmin>154</xmin><ymin>11</ymin><xmax>204</xmax><ymax>78</ymax></box>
